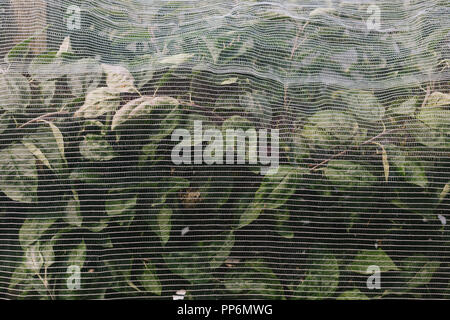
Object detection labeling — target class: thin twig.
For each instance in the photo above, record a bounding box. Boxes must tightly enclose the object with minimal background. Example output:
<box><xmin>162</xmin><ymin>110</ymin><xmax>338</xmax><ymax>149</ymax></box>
<box><xmin>36</xmin><ymin>268</ymin><xmax>54</xmax><ymax>300</ymax></box>
<box><xmin>290</xmin><ymin>21</ymin><xmax>309</xmax><ymax>60</ymax></box>
<box><xmin>18</xmin><ymin>111</ymin><xmax>69</xmax><ymax>129</ymax></box>
<box><xmin>309</xmin><ymin>128</ymin><xmax>401</xmax><ymax>172</ymax></box>
<box><xmin>178</xmin><ymin>100</ymin><xmax>225</xmax><ymax>122</ymax></box>
<box><xmin>283</xmin><ymin>85</ymin><xmax>288</xmax><ymax>107</ymax></box>
<box><xmin>420</xmin><ymin>85</ymin><xmax>431</xmax><ymax>110</ymax></box>
<box><xmin>148</xmin><ymin>26</ymin><xmax>160</xmax><ymax>54</ymax></box>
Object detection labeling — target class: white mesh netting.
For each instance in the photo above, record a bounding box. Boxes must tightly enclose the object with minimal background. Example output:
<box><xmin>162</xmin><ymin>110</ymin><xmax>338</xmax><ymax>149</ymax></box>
<box><xmin>0</xmin><ymin>0</ymin><xmax>449</xmax><ymax>299</ymax></box>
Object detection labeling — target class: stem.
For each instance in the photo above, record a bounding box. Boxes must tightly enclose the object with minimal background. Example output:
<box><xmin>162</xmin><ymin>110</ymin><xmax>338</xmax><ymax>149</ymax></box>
<box><xmin>419</xmin><ymin>85</ymin><xmax>431</xmax><ymax>110</ymax></box>
<box><xmin>178</xmin><ymin>100</ymin><xmax>225</xmax><ymax>122</ymax></box>
<box><xmin>18</xmin><ymin>111</ymin><xmax>69</xmax><ymax>129</ymax></box>
<box><xmin>290</xmin><ymin>21</ymin><xmax>309</xmax><ymax>60</ymax></box>
<box><xmin>309</xmin><ymin>128</ymin><xmax>401</xmax><ymax>172</ymax></box>
<box><xmin>148</xmin><ymin>26</ymin><xmax>160</xmax><ymax>54</ymax></box>
<box><xmin>36</xmin><ymin>269</ymin><xmax>54</xmax><ymax>300</ymax></box>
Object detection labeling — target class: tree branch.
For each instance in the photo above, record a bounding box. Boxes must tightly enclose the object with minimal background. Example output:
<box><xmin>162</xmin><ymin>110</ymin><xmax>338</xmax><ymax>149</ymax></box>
<box><xmin>18</xmin><ymin>111</ymin><xmax>69</xmax><ymax>129</ymax></box>
<box><xmin>309</xmin><ymin>128</ymin><xmax>401</xmax><ymax>172</ymax></box>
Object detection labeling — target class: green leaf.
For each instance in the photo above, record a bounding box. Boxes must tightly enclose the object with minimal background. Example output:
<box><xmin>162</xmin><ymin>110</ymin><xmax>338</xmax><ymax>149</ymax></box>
<box><xmin>40</xmin><ymin>240</ymin><xmax>55</xmax><ymax>269</ymax></box>
<box><xmin>8</xmin><ymin>264</ymin><xmax>33</xmax><ymax>292</ymax></box>
<box><xmin>80</xmin><ymin>119</ymin><xmax>108</xmax><ymax>136</ymax></box>
<box><xmin>415</xmin><ymin>92</ymin><xmax>450</xmax><ymax>149</ymax></box>
<box><xmin>139</xmin><ymin>261</ymin><xmax>162</xmax><ymax>296</ymax></box>
<box><xmin>214</xmin><ymin>93</ymin><xmax>245</xmax><ymax>118</ymax></box>
<box><xmin>390</xmin><ymin>97</ymin><xmax>417</xmax><ymax>116</ymax></box>
<box><xmin>400</xmin><ymin>256</ymin><xmax>439</xmax><ymax>289</ymax></box>
<box><xmin>111</xmin><ymin>26</ymin><xmax>152</xmax><ymax>48</ymax></box>
<box><xmin>294</xmin><ymin>254</ymin><xmax>339</xmax><ymax>300</ymax></box>
<box><xmin>344</xmin><ymin>90</ymin><xmax>385</xmax><ymax>122</ymax></box>
<box><xmin>102</xmin><ymin>63</ymin><xmax>137</xmax><ymax>94</ymax></box>
<box><xmin>151</xmin><ymin>177</ymin><xmax>189</xmax><ymax>207</ymax></box>
<box><xmin>6</xmin><ymin>40</ymin><xmax>32</xmax><ymax>65</ymax></box>
<box><xmin>375</xmin><ymin>143</ymin><xmax>389</xmax><ymax>182</ymax></box>
<box><xmin>67</xmin><ymin>59</ymin><xmax>103</xmax><ymax>97</ymax></box>
<box><xmin>104</xmin><ymin>255</ymin><xmax>134</xmax><ymax>295</ymax></box>
<box><xmin>309</xmin><ymin>7</ymin><xmax>336</xmax><ymax>17</ymax></box>
<box><xmin>220</xmin><ymin>77</ymin><xmax>238</xmax><ymax>85</ymax></box>
<box><xmin>199</xmin><ymin>36</ymin><xmax>220</xmax><ymax>63</ymax></box>
<box><xmin>74</xmin><ymin>87</ymin><xmax>120</xmax><ymax>119</ymax></box>
<box><xmin>217</xmin><ymin>36</ymin><xmax>254</xmax><ymax>64</ymax></box>
<box><xmin>240</xmin><ymin>167</ymin><xmax>298</xmax><ymax>228</ymax></box>
<box><xmin>324</xmin><ymin>160</ymin><xmax>376</xmax><ymax>191</ymax></box>
<box><xmin>19</xmin><ymin>218</ymin><xmax>56</xmax><ymax>249</ymax></box>
<box><xmin>275</xmin><ymin>208</ymin><xmax>294</xmax><ymax>239</ymax></box>
<box><xmin>28</xmin><ymin>51</ymin><xmax>63</xmax><ymax>81</ymax></box>
<box><xmin>64</xmin><ymin>191</ymin><xmax>82</xmax><ymax>228</ymax></box>
<box><xmin>337</xmin><ymin>289</ymin><xmax>369</xmax><ymax>300</ymax></box>
<box><xmin>150</xmin><ymin>104</ymin><xmax>182</xmax><ymax>140</ymax></box>
<box><xmin>333</xmin><ymin>48</ymin><xmax>358</xmax><ymax>72</ymax></box>
<box><xmin>5</xmin><ymin>27</ymin><xmax>48</xmax><ymax>65</ymax></box>
<box><xmin>439</xmin><ymin>183</ymin><xmax>449</xmax><ymax>202</ymax></box>
<box><xmin>209</xmin><ymin>231</ymin><xmax>235</xmax><ymax>269</ymax></box>
<box><xmin>414</xmin><ymin>49</ymin><xmax>440</xmax><ymax>75</ymax></box>
<box><xmin>86</xmin><ymin>217</ymin><xmax>110</xmax><ymax>233</ymax></box>
<box><xmin>46</xmin><ymin>121</ymin><xmax>65</xmax><ymax>160</ymax></box>
<box><xmin>239</xmin><ymin>90</ymin><xmax>273</xmax><ymax>126</ymax></box>
<box><xmin>221</xmin><ymin>115</ymin><xmax>254</xmax><ymax>132</ymax></box>
<box><xmin>412</xmin><ymin>121</ymin><xmax>450</xmax><ymax>149</ymax></box>
<box><xmin>164</xmin><ymin>231</ymin><xmax>234</xmax><ymax>284</ymax></box>
<box><xmin>105</xmin><ymin>188</ymin><xmax>137</xmax><ymax>216</ymax></box>
<box><xmin>136</xmin><ymin>104</ymin><xmax>181</xmax><ymax>162</ymax></box>
<box><xmin>66</xmin><ymin>241</ymin><xmax>87</xmax><ymax>269</ymax></box>
<box><xmin>80</xmin><ymin>134</ymin><xmax>118</xmax><ymax>161</ymax></box>
<box><xmin>23</xmin><ymin>141</ymin><xmax>51</xmax><ymax>170</ymax></box>
<box><xmin>69</xmin><ymin>167</ymin><xmax>105</xmax><ymax>186</ymax></box>
<box><xmin>138</xmin><ymin>142</ymin><xmax>163</xmax><ymax>165</ymax></box>
<box><xmin>24</xmin><ymin>243</ymin><xmax>44</xmax><ymax>274</ymax></box>
<box><xmin>159</xmin><ymin>53</ymin><xmax>194</xmax><ymax>65</ymax></box>
<box><xmin>301</xmin><ymin>110</ymin><xmax>361</xmax><ymax>151</ymax></box>
<box><xmin>222</xmin><ymin>260</ymin><xmax>283</xmax><ymax>299</ymax></box>
<box><xmin>385</xmin><ymin>145</ymin><xmax>427</xmax><ymax>188</ymax></box>
<box><xmin>40</xmin><ymin>80</ymin><xmax>56</xmax><ymax>106</ymax></box>
<box><xmin>0</xmin><ymin>73</ymin><xmax>31</xmax><ymax>113</ymax></box>
<box><xmin>147</xmin><ymin>178</ymin><xmax>188</xmax><ymax>246</ymax></box>
<box><xmin>56</xmin><ymin>36</ymin><xmax>72</xmax><ymax>57</ymax></box>
<box><xmin>164</xmin><ymin>250</ymin><xmax>213</xmax><ymax>285</ymax></box>
<box><xmin>23</xmin><ymin>124</ymin><xmax>67</xmax><ymax>172</ymax></box>
<box><xmin>0</xmin><ymin>111</ymin><xmax>12</xmax><ymax>135</ymax></box>
<box><xmin>417</xmin><ymin>97</ymin><xmax>450</xmax><ymax>132</ymax></box>
<box><xmin>156</xmin><ymin>205</ymin><xmax>172</xmax><ymax>246</ymax></box>
<box><xmin>347</xmin><ymin>249</ymin><xmax>399</xmax><ymax>274</ymax></box>
<box><xmin>0</xmin><ymin>143</ymin><xmax>38</xmax><ymax>203</ymax></box>
<box><xmin>425</xmin><ymin>92</ymin><xmax>450</xmax><ymax>108</ymax></box>
<box><xmin>111</xmin><ymin>96</ymin><xmax>179</xmax><ymax>130</ymax></box>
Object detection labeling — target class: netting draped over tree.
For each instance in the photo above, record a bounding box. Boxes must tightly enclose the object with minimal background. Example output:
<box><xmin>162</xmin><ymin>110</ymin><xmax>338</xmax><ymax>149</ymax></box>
<box><xmin>0</xmin><ymin>0</ymin><xmax>449</xmax><ymax>299</ymax></box>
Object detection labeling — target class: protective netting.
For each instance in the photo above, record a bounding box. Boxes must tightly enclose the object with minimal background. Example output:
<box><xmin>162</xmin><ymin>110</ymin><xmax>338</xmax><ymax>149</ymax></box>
<box><xmin>0</xmin><ymin>0</ymin><xmax>449</xmax><ymax>300</ymax></box>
